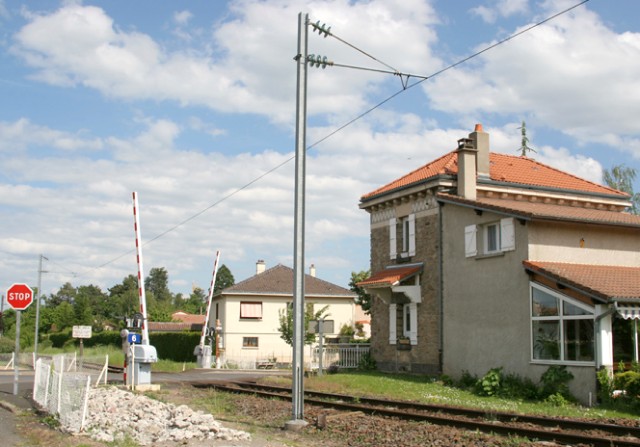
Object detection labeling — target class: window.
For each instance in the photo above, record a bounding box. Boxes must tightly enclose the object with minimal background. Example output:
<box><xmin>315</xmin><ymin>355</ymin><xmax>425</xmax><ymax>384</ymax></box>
<box><xmin>240</xmin><ymin>302</ymin><xmax>262</xmax><ymax>319</ymax></box>
<box><xmin>242</xmin><ymin>337</ymin><xmax>259</xmax><ymax>348</ymax></box>
<box><xmin>465</xmin><ymin>218</ymin><xmax>515</xmax><ymax>257</ymax></box>
<box><xmin>530</xmin><ymin>283</ymin><xmax>594</xmax><ymax>363</ymax></box>
<box><xmin>389</xmin><ymin>214</ymin><xmax>416</xmax><ymax>259</ymax></box>
<box><xmin>389</xmin><ymin>303</ymin><xmax>418</xmax><ymax>345</ymax></box>
<box><xmin>484</xmin><ymin>222</ymin><xmax>500</xmax><ymax>253</ymax></box>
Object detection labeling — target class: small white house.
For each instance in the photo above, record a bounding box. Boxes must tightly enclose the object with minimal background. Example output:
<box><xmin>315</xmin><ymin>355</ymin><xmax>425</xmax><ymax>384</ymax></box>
<box><xmin>212</xmin><ymin>261</ymin><xmax>358</xmax><ymax>368</ymax></box>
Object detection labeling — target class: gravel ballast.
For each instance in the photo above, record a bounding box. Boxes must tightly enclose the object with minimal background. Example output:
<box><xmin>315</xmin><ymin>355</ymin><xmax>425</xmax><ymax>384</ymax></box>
<box><xmin>63</xmin><ymin>386</ymin><xmax>251</xmax><ymax>446</ymax></box>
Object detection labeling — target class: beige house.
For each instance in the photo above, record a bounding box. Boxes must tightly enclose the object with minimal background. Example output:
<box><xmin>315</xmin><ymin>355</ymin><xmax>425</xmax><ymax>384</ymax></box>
<box><xmin>359</xmin><ymin>124</ymin><xmax>640</xmax><ymax>403</ymax></box>
<box><xmin>212</xmin><ymin>261</ymin><xmax>358</xmax><ymax>368</ymax></box>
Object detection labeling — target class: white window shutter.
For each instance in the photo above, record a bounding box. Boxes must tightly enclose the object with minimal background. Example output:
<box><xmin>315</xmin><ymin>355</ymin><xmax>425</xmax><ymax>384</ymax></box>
<box><xmin>389</xmin><ymin>218</ymin><xmax>397</xmax><ymax>259</ymax></box>
<box><xmin>464</xmin><ymin>224</ymin><xmax>477</xmax><ymax>257</ymax></box>
<box><xmin>389</xmin><ymin>304</ymin><xmax>397</xmax><ymax>344</ymax></box>
<box><xmin>500</xmin><ymin>218</ymin><xmax>515</xmax><ymax>251</ymax></box>
<box><xmin>408</xmin><ymin>214</ymin><xmax>416</xmax><ymax>256</ymax></box>
<box><xmin>409</xmin><ymin>303</ymin><xmax>418</xmax><ymax>345</ymax></box>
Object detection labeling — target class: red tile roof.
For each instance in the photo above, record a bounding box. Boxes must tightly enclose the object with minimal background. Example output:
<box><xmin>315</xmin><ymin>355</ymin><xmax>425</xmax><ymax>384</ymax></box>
<box><xmin>437</xmin><ymin>193</ymin><xmax>640</xmax><ymax>228</ymax></box>
<box><xmin>362</xmin><ymin>151</ymin><xmax>627</xmax><ymax>200</ymax></box>
<box><xmin>172</xmin><ymin>312</ymin><xmax>206</xmax><ymax>324</ymax></box>
<box><xmin>220</xmin><ymin>264</ymin><xmax>355</xmax><ymax>298</ymax></box>
<box><xmin>523</xmin><ymin>261</ymin><xmax>640</xmax><ymax>302</ymax></box>
<box><xmin>357</xmin><ymin>265</ymin><xmax>422</xmax><ymax>288</ymax></box>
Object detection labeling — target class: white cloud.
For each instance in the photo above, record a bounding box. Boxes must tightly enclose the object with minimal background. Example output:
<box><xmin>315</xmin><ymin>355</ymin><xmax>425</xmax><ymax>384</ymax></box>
<box><xmin>470</xmin><ymin>0</ymin><xmax>529</xmax><ymax>24</ymax></box>
<box><xmin>11</xmin><ymin>1</ymin><xmax>440</xmax><ymax>125</ymax></box>
<box><xmin>427</xmin><ymin>4</ymin><xmax>640</xmax><ymax>151</ymax></box>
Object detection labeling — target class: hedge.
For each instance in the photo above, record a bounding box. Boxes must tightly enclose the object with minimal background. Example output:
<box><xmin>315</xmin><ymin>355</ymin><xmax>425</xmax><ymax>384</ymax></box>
<box><xmin>46</xmin><ymin>330</ymin><xmax>202</xmax><ymax>363</ymax></box>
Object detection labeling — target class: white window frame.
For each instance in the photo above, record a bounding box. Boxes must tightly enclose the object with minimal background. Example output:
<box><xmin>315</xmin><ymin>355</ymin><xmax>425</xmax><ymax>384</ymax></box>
<box><xmin>530</xmin><ymin>282</ymin><xmax>595</xmax><ymax>365</ymax></box>
<box><xmin>389</xmin><ymin>304</ymin><xmax>397</xmax><ymax>344</ymax></box>
<box><xmin>484</xmin><ymin>222</ymin><xmax>500</xmax><ymax>254</ymax></box>
<box><xmin>465</xmin><ymin>218</ymin><xmax>516</xmax><ymax>257</ymax></box>
<box><xmin>402</xmin><ymin>302</ymin><xmax>418</xmax><ymax>345</ymax></box>
<box><xmin>389</xmin><ymin>218</ymin><xmax>397</xmax><ymax>260</ymax></box>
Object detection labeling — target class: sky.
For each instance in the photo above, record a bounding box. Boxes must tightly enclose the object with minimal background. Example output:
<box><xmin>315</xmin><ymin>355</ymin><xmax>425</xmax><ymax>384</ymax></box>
<box><xmin>1</xmin><ymin>0</ymin><xmax>639</xmax><ymax>302</ymax></box>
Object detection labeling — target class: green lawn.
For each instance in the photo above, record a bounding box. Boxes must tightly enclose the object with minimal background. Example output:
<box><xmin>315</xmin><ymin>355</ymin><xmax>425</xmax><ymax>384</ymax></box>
<box><xmin>263</xmin><ymin>371</ymin><xmax>640</xmax><ymax>420</ymax></box>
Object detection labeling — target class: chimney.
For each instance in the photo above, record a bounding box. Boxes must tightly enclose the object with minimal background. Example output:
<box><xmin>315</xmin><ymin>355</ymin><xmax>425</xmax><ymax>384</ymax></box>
<box><xmin>469</xmin><ymin>123</ymin><xmax>490</xmax><ymax>179</ymax></box>
<box><xmin>309</xmin><ymin>264</ymin><xmax>316</xmax><ymax>277</ymax></box>
<box><xmin>256</xmin><ymin>260</ymin><xmax>266</xmax><ymax>275</ymax></box>
<box><xmin>456</xmin><ymin>137</ymin><xmax>477</xmax><ymax>200</ymax></box>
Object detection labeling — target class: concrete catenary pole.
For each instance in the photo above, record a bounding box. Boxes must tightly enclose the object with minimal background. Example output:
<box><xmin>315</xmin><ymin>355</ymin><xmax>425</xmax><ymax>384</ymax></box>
<box><xmin>289</xmin><ymin>11</ymin><xmax>308</xmax><ymax>427</ymax></box>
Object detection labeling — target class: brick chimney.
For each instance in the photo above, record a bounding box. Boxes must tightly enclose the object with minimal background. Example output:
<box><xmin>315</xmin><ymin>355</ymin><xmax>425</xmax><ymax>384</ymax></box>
<box><xmin>456</xmin><ymin>137</ymin><xmax>477</xmax><ymax>200</ymax></box>
<box><xmin>256</xmin><ymin>260</ymin><xmax>266</xmax><ymax>275</ymax></box>
<box><xmin>469</xmin><ymin>123</ymin><xmax>490</xmax><ymax>179</ymax></box>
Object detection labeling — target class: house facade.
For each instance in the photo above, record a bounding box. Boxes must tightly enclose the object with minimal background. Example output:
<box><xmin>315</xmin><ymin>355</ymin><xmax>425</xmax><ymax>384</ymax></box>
<box><xmin>359</xmin><ymin>124</ymin><xmax>640</xmax><ymax>403</ymax></box>
<box><xmin>213</xmin><ymin>261</ymin><xmax>358</xmax><ymax>368</ymax></box>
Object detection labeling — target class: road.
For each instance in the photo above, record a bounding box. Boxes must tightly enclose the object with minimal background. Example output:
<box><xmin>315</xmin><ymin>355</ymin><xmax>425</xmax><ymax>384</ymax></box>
<box><xmin>0</xmin><ymin>369</ymin><xmax>35</xmax><ymax>447</ymax></box>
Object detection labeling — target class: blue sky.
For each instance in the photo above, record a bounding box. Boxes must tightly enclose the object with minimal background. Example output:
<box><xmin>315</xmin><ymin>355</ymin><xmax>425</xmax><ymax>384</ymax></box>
<box><xmin>1</xmin><ymin>0</ymin><xmax>639</xmax><ymax>301</ymax></box>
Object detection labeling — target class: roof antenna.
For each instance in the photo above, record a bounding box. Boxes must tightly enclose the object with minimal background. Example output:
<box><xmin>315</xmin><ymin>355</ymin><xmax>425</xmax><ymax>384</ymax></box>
<box><xmin>517</xmin><ymin>120</ymin><xmax>536</xmax><ymax>157</ymax></box>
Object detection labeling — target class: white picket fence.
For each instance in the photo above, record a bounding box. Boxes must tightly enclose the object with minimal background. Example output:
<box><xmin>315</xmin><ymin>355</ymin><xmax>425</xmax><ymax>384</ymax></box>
<box><xmin>32</xmin><ymin>354</ymin><xmax>109</xmax><ymax>433</ymax></box>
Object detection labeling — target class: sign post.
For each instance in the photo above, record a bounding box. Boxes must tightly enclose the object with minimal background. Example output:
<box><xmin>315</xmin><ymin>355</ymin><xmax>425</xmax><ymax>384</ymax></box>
<box><xmin>6</xmin><ymin>283</ymin><xmax>34</xmax><ymax>396</ymax></box>
<box><xmin>72</xmin><ymin>325</ymin><xmax>92</xmax><ymax>360</ymax></box>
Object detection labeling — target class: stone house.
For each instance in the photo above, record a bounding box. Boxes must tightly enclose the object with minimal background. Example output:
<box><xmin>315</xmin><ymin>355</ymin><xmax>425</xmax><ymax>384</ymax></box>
<box><xmin>358</xmin><ymin>124</ymin><xmax>640</xmax><ymax>402</ymax></box>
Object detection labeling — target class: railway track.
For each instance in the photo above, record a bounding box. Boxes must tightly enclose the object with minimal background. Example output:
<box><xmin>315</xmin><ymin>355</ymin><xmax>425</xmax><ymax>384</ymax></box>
<box><xmin>194</xmin><ymin>380</ymin><xmax>640</xmax><ymax>447</ymax></box>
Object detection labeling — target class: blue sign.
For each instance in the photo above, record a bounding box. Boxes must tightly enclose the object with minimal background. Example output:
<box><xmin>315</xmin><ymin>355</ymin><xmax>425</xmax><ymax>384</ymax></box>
<box><xmin>128</xmin><ymin>333</ymin><xmax>142</xmax><ymax>344</ymax></box>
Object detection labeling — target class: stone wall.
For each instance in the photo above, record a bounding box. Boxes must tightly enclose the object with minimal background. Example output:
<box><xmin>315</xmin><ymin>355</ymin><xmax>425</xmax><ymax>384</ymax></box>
<box><xmin>368</xmin><ymin>197</ymin><xmax>441</xmax><ymax>375</ymax></box>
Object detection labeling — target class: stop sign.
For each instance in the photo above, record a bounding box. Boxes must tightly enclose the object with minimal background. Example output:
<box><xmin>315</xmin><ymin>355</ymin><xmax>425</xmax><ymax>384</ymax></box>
<box><xmin>6</xmin><ymin>283</ymin><xmax>34</xmax><ymax>311</ymax></box>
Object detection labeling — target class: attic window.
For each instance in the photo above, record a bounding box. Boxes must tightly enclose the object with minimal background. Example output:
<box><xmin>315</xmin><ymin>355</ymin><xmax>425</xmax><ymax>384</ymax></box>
<box><xmin>240</xmin><ymin>302</ymin><xmax>263</xmax><ymax>319</ymax></box>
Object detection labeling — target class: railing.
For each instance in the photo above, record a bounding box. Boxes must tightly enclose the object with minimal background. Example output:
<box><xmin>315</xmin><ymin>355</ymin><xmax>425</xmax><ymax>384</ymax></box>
<box><xmin>312</xmin><ymin>343</ymin><xmax>370</xmax><ymax>370</ymax></box>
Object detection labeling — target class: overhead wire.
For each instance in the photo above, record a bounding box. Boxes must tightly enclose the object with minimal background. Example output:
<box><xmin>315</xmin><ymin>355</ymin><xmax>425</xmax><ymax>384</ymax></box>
<box><xmin>74</xmin><ymin>0</ymin><xmax>589</xmax><ymax>280</ymax></box>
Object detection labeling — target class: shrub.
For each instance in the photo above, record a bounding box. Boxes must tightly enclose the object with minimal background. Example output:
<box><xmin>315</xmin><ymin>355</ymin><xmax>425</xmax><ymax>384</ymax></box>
<box><xmin>476</xmin><ymin>367</ymin><xmax>502</xmax><ymax>396</ymax></box>
<box><xmin>614</xmin><ymin>371</ymin><xmax>640</xmax><ymax>398</ymax></box>
<box><xmin>357</xmin><ymin>351</ymin><xmax>376</xmax><ymax>371</ymax></box>
<box><xmin>596</xmin><ymin>367</ymin><xmax>614</xmax><ymax>404</ymax></box>
<box><xmin>545</xmin><ymin>392</ymin><xmax>569</xmax><ymax>407</ymax></box>
<box><xmin>458</xmin><ymin>370</ymin><xmax>478</xmax><ymax>389</ymax></box>
<box><xmin>501</xmin><ymin>373</ymin><xmax>539</xmax><ymax>400</ymax></box>
<box><xmin>0</xmin><ymin>336</ymin><xmax>14</xmax><ymax>353</ymax></box>
<box><xmin>540</xmin><ymin>365</ymin><xmax>574</xmax><ymax>400</ymax></box>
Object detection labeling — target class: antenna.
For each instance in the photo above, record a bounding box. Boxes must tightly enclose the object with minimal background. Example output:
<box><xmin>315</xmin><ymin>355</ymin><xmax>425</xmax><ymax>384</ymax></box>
<box><xmin>518</xmin><ymin>121</ymin><xmax>536</xmax><ymax>157</ymax></box>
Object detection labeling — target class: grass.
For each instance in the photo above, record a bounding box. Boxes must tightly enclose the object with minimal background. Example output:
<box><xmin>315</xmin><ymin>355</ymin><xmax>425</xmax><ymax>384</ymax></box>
<box><xmin>261</xmin><ymin>370</ymin><xmax>640</xmax><ymax>421</ymax></box>
<box><xmin>31</xmin><ymin>346</ymin><xmax>640</xmax><ymax>421</ymax></box>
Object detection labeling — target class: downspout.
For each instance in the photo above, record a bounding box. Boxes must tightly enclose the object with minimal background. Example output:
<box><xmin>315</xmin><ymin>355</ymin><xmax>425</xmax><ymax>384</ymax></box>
<box><xmin>438</xmin><ymin>201</ymin><xmax>444</xmax><ymax>373</ymax></box>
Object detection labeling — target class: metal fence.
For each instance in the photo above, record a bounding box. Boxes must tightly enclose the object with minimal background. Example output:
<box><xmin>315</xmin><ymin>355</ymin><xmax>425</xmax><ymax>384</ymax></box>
<box><xmin>312</xmin><ymin>343</ymin><xmax>370</xmax><ymax>370</ymax></box>
<box><xmin>220</xmin><ymin>343</ymin><xmax>370</xmax><ymax>371</ymax></box>
<box><xmin>32</xmin><ymin>354</ymin><xmax>109</xmax><ymax>433</ymax></box>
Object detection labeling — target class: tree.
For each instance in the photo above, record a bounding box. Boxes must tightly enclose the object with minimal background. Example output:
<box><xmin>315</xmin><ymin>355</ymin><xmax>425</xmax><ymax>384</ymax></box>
<box><xmin>108</xmin><ymin>274</ymin><xmax>140</xmax><ymax>322</ymax></box>
<box><xmin>603</xmin><ymin>164</ymin><xmax>639</xmax><ymax>214</ymax></box>
<box><xmin>278</xmin><ymin>304</ymin><xmax>329</xmax><ymax>346</ymax></box>
<box><xmin>182</xmin><ymin>287</ymin><xmax>207</xmax><ymax>314</ymax></box>
<box><xmin>145</xmin><ymin>267</ymin><xmax>173</xmax><ymax>303</ymax></box>
<box><xmin>214</xmin><ymin>264</ymin><xmax>235</xmax><ymax>293</ymax></box>
<box><xmin>349</xmin><ymin>270</ymin><xmax>372</xmax><ymax>315</ymax></box>
<box><xmin>48</xmin><ymin>282</ymin><xmax>76</xmax><ymax>307</ymax></box>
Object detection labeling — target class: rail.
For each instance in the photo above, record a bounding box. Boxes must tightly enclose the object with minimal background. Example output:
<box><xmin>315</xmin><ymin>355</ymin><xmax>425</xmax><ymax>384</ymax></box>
<box><xmin>195</xmin><ymin>381</ymin><xmax>640</xmax><ymax>447</ymax></box>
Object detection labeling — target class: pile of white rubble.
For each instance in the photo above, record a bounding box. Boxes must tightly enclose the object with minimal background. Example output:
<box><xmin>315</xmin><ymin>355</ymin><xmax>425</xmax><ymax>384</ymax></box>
<box><xmin>64</xmin><ymin>386</ymin><xmax>251</xmax><ymax>445</ymax></box>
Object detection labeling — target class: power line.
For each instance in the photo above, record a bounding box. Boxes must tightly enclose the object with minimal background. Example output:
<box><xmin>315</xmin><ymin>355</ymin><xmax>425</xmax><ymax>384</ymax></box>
<box><xmin>76</xmin><ymin>0</ymin><xmax>589</xmax><ymax>279</ymax></box>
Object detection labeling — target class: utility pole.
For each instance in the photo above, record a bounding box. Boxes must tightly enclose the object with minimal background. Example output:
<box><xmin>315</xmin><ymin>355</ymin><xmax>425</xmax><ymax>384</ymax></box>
<box><xmin>286</xmin><ymin>12</ymin><xmax>309</xmax><ymax>431</ymax></box>
<box><xmin>34</xmin><ymin>254</ymin><xmax>48</xmax><ymax>357</ymax></box>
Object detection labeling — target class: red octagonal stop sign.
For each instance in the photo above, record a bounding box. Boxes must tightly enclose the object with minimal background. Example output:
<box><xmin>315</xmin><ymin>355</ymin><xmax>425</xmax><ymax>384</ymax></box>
<box><xmin>6</xmin><ymin>283</ymin><xmax>34</xmax><ymax>311</ymax></box>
